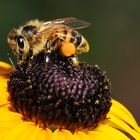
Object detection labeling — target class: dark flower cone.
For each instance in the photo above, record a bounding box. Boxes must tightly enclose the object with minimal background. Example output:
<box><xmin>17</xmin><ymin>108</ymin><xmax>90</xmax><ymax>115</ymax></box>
<box><xmin>8</xmin><ymin>52</ymin><xmax>112</xmax><ymax>131</ymax></box>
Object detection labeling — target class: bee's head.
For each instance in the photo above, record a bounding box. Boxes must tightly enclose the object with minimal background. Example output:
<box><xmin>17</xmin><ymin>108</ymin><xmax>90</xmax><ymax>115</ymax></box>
<box><xmin>7</xmin><ymin>20</ymin><xmax>40</xmax><ymax>62</ymax></box>
<box><xmin>7</xmin><ymin>20</ymin><xmax>49</xmax><ymax>63</ymax></box>
<box><xmin>7</xmin><ymin>28</ymin><xmax>30</xmax><ymax>62</ymax></box>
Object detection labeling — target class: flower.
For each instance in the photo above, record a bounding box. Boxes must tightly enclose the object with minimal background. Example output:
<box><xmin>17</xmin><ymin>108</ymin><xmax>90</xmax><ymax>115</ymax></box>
<box><xmin>0</xmin><ymin>61</ymin><xmax>140</xmax><ymax>140</ymax></box>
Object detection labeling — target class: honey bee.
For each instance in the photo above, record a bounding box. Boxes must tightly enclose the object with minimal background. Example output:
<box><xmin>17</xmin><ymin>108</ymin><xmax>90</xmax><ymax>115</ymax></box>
<box><xmin>7</xmin><ymin>17</ymin><xmax>90</xmax><ymax>66</ymax></box>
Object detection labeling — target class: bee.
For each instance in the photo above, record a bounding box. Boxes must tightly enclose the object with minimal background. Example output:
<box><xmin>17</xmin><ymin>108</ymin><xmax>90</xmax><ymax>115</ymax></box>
<box><xmin>7</xmin><ymin>17</ymin><xmax>90</xmax><ymax>66</ymax></box>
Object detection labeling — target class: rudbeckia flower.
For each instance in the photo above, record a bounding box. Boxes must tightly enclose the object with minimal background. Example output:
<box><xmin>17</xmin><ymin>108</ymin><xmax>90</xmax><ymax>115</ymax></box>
<box><xmin>0</xmin><ymin>51</ymin><xmax>140</xmax><ymax>140</ymax></box>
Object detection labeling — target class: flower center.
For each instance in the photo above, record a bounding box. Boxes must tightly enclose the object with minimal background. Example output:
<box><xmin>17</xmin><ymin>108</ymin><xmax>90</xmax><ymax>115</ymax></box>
<box><xmin>8</xmin><ymin>52</ymin><xmax>112</xmax><ymax>131</ymax></box>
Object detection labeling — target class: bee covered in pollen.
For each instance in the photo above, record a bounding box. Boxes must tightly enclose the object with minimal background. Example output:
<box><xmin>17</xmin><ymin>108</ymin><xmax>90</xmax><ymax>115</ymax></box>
<box><xmin>7</xmin><ymin>17</ymin><xmax>90</xmax><ymax>66</ymax></box>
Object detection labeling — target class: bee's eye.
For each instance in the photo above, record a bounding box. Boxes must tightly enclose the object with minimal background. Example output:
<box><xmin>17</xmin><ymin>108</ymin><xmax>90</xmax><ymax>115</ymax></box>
<box><xmin>16</xmin><ymin>35</ymin><xmax>25</xmax><ymax>49</ymax></box>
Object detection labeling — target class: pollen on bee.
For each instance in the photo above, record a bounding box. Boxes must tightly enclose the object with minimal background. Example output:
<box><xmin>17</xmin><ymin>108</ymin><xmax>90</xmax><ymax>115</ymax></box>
<box><xmin>60</xmin><ymin>42</ymin><xmax>76</xmax><ymax>57</ymax></box>
<box><xmin>47</xmin><ymin>95</ymin><xmax>52</xmax><ymax>100</ymax></box>
<box><xmin>95</xmin><ymin>100</ymin><xmax>100</xmax><ymax>105</ymax></box>
<box><xmin>104</xmin><ymin>86</ymin><xmax>108</xmax><ymax>89</ymax></box>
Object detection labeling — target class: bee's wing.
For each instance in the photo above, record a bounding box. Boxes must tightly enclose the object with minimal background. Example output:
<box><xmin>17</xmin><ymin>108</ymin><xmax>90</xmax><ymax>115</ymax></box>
<box><xmin>44</xmin><ymin>17</ymin><xmax>76</xmax><ymax>25</ymax></box>
<box><xmin>44</xmin><ymin>17</ymin><xmax>90</xmax><ymax>30</ymax></box>
<box><xmin>36</xmin><ymin>17</ymin><xmax>90</xmax><ymax>36</ymax></box>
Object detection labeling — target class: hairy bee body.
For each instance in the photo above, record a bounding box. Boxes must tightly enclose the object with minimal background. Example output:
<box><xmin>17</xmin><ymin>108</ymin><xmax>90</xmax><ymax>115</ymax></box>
<box><xmin>7</xmin><ymin>18</ymin><xmax>90</xmax><ymax>65</ymax></box>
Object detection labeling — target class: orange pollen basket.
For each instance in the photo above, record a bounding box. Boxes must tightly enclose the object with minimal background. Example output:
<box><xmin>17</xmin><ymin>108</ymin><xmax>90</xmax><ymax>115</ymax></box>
<box><xmin>60</xmin><ymin>42</ymin><xmax>76</xmax><ymax>57</ymax></box>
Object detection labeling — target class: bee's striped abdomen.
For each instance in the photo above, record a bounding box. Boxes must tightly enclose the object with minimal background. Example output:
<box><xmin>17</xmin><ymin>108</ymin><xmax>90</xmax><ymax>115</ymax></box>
<box><xmin>45</xmin><ymin>26</ymin><xmax>89</xmax><ymax>56</ymax></box>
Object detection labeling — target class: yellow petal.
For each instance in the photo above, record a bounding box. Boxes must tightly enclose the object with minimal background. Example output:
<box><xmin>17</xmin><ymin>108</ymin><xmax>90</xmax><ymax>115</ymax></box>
<box><xmin>15</xmin><ymin>124</ymin><xmax>39</xmax><ymax>140</ymax></box>
<box><xmin>0</xmin><ymin>61</ymin><xmax>13</xmax><ymax>76</ymax></box>
<box><xmin>88</xmin><ymin>130</ymin><xmax>111</xmax><ymax>140</ymax></box>
<box><xmin>0</xmin><ymin>62</ymin><xmax>13</xmax><ymax>105</ymax></box>
<box><xmin>108</xmin><ymin>100</ymin><xmax>140</xmax><ymax>133</ymax></box>
<box><xmin>95</xmin><ymin>124</ymin><xmax>130</xmax><ymax>140</ymax></box>
<box><xmin>107</xmin><ymin>114</ymin><xmax>140</xmax><ymax>139</ymax></box>
<box><xmin>39</xmin><ymin>129</ymin><xmax>52</xmax><ymax>140</ymax></box>
<box><xmin>2</xmin><ymin>122</ymin><xmax>35</xmax><ymax>140</ymax></box>
<box><xmin>50</xmin><ymin>129</ymin><xmax>65</xmax><ymax>140</ymax></box>
<box><xmin>0</xmin><ymin>105</ymin><xmax>23</xmax><ymax>131</ymax></box>
<box><xmin>23</xmin><ymin>124</ymin><xmax>42</xmax><ymax>140</ymax></box>
<box><xmin>0</xmin><ymin>77</ymin><xmax>9</xmax><ymax>105</ymax></box>
<box><xmin>60</xmin><ymin>130</ymin><xmax>75</xmax><ymax>140</ymax></box>
<box><xmin>76</xmin><ymin>131</ymin><xmax>91</xmax><ymax>140</ymax></box>
<box><xmin>112</xmin><ymin>100</ymin><xmax>137</xmax><ymax>122</ymax></box>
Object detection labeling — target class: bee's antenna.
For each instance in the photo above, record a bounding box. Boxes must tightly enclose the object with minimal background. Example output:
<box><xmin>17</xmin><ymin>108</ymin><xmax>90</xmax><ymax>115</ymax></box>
<box><xmin>7</xmin><ymin>50</ymin><xmax>16</xmax><ymax>69</ymax></box>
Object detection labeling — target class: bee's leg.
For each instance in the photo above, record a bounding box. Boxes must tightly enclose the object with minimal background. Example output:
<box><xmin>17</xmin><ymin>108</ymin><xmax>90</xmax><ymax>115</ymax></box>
<box><xmin>45</xmin><ymin>40</ymin><xmax>51</xmax><ymax>63</ymax></box>
<box><xmin>25</xmin><ymin>49</ymin><xmax>34</xmax><ymax>68</ymax></box>
<box><xmin>68</xmin><ymin>55</ymin><xmax>79</xmax><ymax>66</ymax></box>
<box><xmin>45</xmin><ymin>53</ymin><xmax>50</xmax><ymax>63</ymax></box>
<box><xmin>16</xmin><ymin>55</ymin><xmax>25</xmax><ymax>70</ymax></box>
<box><xmin>7</xmin><ymin>50</ymin><xmax>16</xmax><ymax>69</ymax></box>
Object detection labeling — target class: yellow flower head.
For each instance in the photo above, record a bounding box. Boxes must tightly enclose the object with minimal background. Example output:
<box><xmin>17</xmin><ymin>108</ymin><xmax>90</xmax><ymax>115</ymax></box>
<box><xmin>0</xmin><ymin>18</ymin><xmax>140</xmax><ymax>140</ymax></box>
<box><xmin>0</xmin><ymin>60</ymin><xmax>140</xmax><ymax>140</ymax></box>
